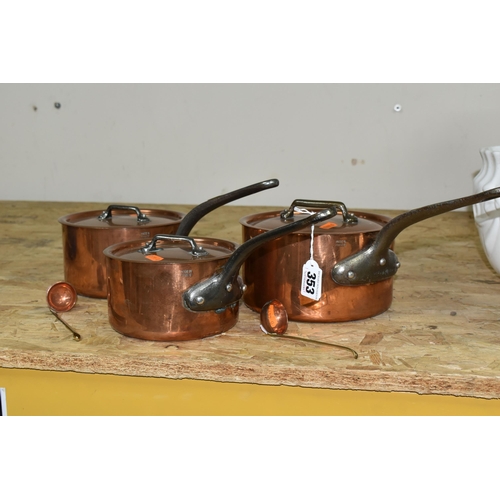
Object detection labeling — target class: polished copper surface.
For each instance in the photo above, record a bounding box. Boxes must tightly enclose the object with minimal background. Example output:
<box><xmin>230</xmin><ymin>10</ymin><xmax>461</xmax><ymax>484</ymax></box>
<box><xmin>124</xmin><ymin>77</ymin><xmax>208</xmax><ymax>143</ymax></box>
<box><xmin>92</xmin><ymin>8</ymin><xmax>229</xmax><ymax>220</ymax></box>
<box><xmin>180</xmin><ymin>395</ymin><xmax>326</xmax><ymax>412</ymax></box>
<box><xmin>46</xmin><ymin>281</ymin><xmax>81</xmax><ymax>341</ymax></box>
<box><xmin>242</xmin><ymin>210</ymin><xmax>385</xmax><ymax>234</ymax></box>
<box><xmin>241</xmin><ymin>188</ymin><xmax>500</xmax><ymax>322</ymax></box>
<box><xmin>59</xmin><ymin>208</ymin><xmax>184</xmax><ymax>299</ymax></box>
<box><xmin>104</xmin><ymin>236</ymin><xmax>239</xmax><ymax>341</ymax></box>
<box><xmin>46</xmin><ymin>281</ymin><xmax>78</xmax><ymax>312</ymax></box>
<box><xmin>260</xmin><ymin>299</ymin><xmax>289</xmax><ymax>334</ymax></box>
<box><xmin>103</xmin><ymin>208</ymin><xmax>336</xmax><ymax>341</ymax></box>
<box><xmin>240</xmin><ymin>209</ymin><xmax>393</xmax><ymax>322</ymax></box>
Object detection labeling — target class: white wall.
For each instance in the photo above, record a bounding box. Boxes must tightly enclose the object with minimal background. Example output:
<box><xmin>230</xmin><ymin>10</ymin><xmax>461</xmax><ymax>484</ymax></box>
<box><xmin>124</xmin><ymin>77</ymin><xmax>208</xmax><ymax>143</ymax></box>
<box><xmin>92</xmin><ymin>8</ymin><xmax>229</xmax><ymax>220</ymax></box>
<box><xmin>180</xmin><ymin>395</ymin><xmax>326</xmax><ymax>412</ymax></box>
<box><xmin>2</xmin><ymin>83</ymin><xmax>500</xmax><ymax>210</ymax></box>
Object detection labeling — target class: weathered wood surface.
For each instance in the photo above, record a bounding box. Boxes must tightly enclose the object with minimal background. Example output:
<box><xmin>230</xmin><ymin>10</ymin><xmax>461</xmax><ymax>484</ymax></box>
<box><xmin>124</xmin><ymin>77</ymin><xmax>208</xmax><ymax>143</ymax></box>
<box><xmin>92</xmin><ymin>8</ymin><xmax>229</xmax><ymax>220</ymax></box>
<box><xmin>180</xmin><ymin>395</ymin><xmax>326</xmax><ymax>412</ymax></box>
<box><xmin>1</xmin><ymin>200</ymin><xmax>500</xmax><ymax>398</ymax></box>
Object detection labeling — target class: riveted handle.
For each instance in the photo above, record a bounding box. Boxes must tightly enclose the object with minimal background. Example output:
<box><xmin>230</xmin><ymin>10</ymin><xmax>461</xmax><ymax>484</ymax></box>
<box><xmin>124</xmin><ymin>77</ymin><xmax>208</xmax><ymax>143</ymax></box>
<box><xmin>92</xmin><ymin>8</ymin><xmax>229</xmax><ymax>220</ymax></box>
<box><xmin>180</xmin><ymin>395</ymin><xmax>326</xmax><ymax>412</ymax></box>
<box><xmin>332</xmin><ymin>186</ymin><xmax>500</xmax><ymax>285</ymax></box>
<box><xmin>183</xmin><ymin>206</ymin><xmax>337</xmax><ymax>312</ymax></box>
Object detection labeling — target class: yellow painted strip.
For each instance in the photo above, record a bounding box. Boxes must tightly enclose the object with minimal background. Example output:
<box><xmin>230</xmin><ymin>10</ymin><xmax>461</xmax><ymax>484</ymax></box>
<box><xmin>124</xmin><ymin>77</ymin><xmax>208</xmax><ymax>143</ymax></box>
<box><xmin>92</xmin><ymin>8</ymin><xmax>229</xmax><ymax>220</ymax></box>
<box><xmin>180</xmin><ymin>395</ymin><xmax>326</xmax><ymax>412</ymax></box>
<box><xmin>1</xmin><ymin>367</ymin><xmax>500</xmax><ymax>416</ymax></box>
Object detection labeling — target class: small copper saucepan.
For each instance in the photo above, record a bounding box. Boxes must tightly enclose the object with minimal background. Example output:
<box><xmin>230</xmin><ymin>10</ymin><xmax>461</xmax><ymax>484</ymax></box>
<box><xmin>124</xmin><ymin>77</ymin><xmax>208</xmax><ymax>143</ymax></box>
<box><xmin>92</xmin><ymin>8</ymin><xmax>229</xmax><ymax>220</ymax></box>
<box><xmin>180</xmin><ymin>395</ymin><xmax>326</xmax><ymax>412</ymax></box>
<box><xmin>104</xmin><ymin>207</ymin><xmax>336</xmax><ymax>341</ymax></box>
<box><xmin>239</xmin><ymin>187</ymin><xmax>500</xmax><ymax>323</ymax></box>
<box><xmin>59</xmin><ymin>179</ymin><xmax>279</xmax><ymax>299</ymax></box>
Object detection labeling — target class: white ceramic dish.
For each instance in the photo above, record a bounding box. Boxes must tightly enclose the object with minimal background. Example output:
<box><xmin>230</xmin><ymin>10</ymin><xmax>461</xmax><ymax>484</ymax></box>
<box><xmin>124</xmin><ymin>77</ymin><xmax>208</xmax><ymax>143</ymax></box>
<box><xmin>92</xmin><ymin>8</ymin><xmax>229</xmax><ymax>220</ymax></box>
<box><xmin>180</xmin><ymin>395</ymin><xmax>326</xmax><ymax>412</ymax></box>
<box><xmin>472</xmin><ymin>146</ymin><xmax>500</xmax><ymax>274</ymax></box>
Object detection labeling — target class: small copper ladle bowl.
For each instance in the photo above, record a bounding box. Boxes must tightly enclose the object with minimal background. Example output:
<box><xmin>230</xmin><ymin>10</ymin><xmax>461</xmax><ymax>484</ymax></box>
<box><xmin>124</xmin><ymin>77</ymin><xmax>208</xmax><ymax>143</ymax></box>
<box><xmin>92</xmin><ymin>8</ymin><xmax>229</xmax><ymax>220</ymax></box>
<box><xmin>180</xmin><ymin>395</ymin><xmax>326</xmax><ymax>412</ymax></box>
<box><xmin>46</xmin><ymin>281</ymin><xmax>81</xmax><ymax>341</ymax></box>
<box><xmin>260</xmin><ymin>299</ymin><xmax>358</xmax><ymax>359</ymax></box>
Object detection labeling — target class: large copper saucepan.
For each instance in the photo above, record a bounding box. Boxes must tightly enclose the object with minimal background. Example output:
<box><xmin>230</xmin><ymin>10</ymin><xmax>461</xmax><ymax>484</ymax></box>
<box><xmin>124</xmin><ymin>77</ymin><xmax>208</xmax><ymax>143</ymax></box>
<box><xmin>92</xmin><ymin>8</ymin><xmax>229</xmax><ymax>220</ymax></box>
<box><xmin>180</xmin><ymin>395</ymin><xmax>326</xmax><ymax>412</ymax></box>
<box><xmin>59</xmin><ymin>179</ymin><xmax>279</xmax><ymax>299</ymax></box>
<box><xmin>104</xmin><ymin>207</ymin><xmax>335</xmax><ymax>341</ymax></box>
<box><xmin>239</xmin><ymin>187</ymin><xmax>500</xmax><ymax>323</ymax></box>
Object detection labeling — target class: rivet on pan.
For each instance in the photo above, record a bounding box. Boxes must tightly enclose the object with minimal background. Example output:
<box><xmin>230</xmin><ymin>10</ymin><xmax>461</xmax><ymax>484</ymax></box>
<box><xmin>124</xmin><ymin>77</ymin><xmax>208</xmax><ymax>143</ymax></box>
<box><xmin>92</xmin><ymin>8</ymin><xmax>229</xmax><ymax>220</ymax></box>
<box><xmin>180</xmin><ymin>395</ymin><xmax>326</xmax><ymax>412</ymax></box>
<box><xmin>241</xmin><ymin>284</ymin><xmax>247</xmax><ymax>293</ymax></box>
<box><xmin>196</xmin><ymin>296</ymin><xmax>205</xmax><ymax>304</ymax></box>
<box><xmin>396</xmin><ymin>262</ymin><xmax>401</xmax><ymax>268</ymax></box>
<box><xmin>226</xmin><ymin>283</ymin><xmax>233</xmax><ymax>292</ymax></box>
<box><xmin>347</xmin><ymin>271</ymin><xmax>356</xmax><ymax>280</ymax></box>
<box><xmin>379</xmin><ymin>258</ymin><xmax>386</xmax><ymax>266</ymax></box>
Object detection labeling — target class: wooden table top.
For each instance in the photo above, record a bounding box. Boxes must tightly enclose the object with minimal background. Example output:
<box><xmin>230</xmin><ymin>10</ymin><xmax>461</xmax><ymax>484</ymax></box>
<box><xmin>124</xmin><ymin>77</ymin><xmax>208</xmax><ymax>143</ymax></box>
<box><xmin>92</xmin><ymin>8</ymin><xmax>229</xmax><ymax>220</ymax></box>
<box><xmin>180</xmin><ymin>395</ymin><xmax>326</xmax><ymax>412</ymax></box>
<box><xmin>2</xmin><ymin>200</ymin><xmax>500</xmax><ymax>399</ymax></box>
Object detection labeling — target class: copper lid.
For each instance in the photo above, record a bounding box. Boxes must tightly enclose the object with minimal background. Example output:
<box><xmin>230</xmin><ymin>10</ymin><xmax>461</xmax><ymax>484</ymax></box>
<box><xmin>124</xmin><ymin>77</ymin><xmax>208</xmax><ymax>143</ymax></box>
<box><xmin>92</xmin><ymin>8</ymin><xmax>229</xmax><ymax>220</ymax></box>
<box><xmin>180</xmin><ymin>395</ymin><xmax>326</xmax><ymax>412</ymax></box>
<box><xmin>240</xmin><ymin>209</ymin><xmax>390</xmax><ymax>235</ymax></box>
<box><xmin>103</xmin><ymin>235</ymin><xmax>237</xmax><ymax>264</ymax></box>
<box><xmin>58</xmin><ymin>207</ymin><xmax>184</xmax><ymax>229</ymax></box>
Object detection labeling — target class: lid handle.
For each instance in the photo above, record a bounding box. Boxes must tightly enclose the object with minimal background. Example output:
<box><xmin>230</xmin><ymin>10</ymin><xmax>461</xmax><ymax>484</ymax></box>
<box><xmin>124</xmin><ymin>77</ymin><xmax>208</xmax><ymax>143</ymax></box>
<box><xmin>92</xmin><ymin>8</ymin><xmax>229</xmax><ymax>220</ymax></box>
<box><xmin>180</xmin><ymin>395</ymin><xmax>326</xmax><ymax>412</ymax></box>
<box><xmin>280</xmin><ymin>199</ymin><xmax>358</xmax><ymax>225</ymax></box>
<box><xmin>98</xmin><ymin>205</ymin><xmax>151</xmax><ymax>224</ymax></box>
<box><xmin>138</xmin><ymin>234</ymin><xmax>208</xmax><ymax>257</ymax></box>
<box><xmin>139</xmin><ymin>234</ymin><xmax>209</xmax><ymax>257</ymax></box>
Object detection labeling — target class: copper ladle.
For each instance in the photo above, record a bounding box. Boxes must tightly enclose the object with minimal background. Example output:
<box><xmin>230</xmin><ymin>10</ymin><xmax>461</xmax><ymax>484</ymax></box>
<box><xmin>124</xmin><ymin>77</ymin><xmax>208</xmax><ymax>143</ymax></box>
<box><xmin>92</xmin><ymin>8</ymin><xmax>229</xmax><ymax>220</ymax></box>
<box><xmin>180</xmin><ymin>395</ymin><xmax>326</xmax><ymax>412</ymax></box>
<box><xmin>46</xmin><ymin>281</ymin><xmax>81</xmax><ymax>341</ymax></box>
<box><xmin>260</xmin><ymin>299</ymin><xmax>358</xmax><ymax>359</ymax></box>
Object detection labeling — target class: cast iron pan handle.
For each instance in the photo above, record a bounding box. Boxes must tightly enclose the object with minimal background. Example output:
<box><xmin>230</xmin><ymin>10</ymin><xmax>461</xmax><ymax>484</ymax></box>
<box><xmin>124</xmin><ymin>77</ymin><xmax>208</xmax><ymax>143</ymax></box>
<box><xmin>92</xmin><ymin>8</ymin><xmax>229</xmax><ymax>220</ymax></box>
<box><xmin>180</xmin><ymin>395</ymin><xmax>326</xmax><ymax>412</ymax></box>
<box><xmin>176</xmin><ymin>178</ymin><xmax>279</xmax><ymax>236</ymax></box>
<box><xmin>332</xmin><ymin>186</ymin><xmax>500</xmax><ymax>286</ymax></box>
<box><xmin>280</xmin><ymin>199</ymin><xmax>358</xmax><ymax>225</ymax></box>
<box><xmin>98</xmin><ymin>205</ymin><xmax>151</xmax><ymax>223</ymax></box>
<box><xmin>183</xmin><ymin>206</ymin><xmax>337</xmax><ymax>312</ymax></box>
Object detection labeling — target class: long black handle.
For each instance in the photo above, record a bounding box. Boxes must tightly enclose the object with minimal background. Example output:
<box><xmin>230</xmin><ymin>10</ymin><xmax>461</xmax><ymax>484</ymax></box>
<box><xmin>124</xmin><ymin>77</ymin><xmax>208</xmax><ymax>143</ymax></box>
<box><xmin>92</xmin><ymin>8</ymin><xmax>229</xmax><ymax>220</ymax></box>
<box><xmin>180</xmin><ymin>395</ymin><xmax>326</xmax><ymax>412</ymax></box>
<box><xmin>183</xmin><ymin>207</ymin><xmax>336</xmax><ymax>312</ymax></box>
<box><xmin>373</xmin><ymin>187</ymin><xmax>500</xmax><ymax>254</ymax></box>
<box><xmin>176</xmin><ymin>179</ymin><xmax>279</xmax><ymax>236</ymax></box>
<box><xmin>332</xmin><ymin>186</ymin><xmax>500</xmax><ymax>285</ymax></box>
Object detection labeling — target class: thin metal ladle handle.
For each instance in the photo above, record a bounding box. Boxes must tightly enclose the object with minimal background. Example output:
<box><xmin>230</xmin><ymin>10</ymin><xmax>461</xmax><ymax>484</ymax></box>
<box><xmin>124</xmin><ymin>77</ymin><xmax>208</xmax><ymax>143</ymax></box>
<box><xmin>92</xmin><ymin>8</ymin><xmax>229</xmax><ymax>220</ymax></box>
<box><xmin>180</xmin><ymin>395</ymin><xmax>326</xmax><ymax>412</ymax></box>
<box><xmin>264</xmin><ymin>330</ymin><xmax>358</xmax><ymax>359</ymax></box>
<box><xmin>50</xmin><ymin>310</ymin><xmax>81</xmax><ymax>342</ymax></box>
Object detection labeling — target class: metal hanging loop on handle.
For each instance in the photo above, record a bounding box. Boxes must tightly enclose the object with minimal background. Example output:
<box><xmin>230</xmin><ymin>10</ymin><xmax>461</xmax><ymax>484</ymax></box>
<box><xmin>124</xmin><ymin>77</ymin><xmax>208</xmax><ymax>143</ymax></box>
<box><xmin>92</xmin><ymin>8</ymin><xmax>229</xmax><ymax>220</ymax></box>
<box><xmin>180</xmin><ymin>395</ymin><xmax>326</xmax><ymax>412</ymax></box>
<box><xmin>280</xmin><ymin>199</ymin><xmax>358</xmax><ymax>225</ymax></box>
<box><xmin>98</xmin><ymin>205</ymin><xmax>151</xmax><ymax>224</ymax></box>
<box><xmin>332</xmin><ymin>186</ymin><xmax>500</xmax><ymax>286</ymax></box>
<box><xmin>139</xmin><ymin>234</ymin><xmax>209</xmax><ymax>257</ymax></box>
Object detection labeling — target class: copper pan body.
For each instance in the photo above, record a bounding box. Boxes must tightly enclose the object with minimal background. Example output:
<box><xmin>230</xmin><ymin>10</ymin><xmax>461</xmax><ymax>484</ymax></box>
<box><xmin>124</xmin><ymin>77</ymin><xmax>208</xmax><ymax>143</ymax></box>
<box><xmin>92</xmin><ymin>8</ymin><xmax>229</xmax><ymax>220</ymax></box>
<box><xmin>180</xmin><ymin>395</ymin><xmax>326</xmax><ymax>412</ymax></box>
<box><xmin>59</xmin><ymin>208</ymin><xmax>184</xmax><ymax>299</ymax></box>
<box><xmin>104</xmin><ymin>236</ymin><xmax>238</xmax><ymax>341</ymax></box>
<box><xmin>241</xmin><ymin>187</ymin><xmax>500</xmax><ymax>322</ymax></box>
<box><xmin>104</xmin><ymin>207</ymin><xmax>336</xmax><ymax>341</ymax></box>
<box><xmin>240</xmin><ymin>210</ymin><xmax>393</xmax><ymax>322</ymax></box>
<box><xmin>59</xmin><ymin>180</ymin><xmax>278</xmax><ymax>300</ymax></box>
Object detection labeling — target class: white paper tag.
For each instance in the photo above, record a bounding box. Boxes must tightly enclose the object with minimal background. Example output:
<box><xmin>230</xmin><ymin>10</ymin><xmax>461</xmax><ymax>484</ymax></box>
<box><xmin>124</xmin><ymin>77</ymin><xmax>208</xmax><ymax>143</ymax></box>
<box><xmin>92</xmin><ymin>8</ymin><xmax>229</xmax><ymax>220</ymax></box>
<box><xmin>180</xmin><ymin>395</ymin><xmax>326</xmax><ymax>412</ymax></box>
<box><xmin>301</xmin><ymin>259</ymin><xmax>322</xmax><ymax>301</ymax></box>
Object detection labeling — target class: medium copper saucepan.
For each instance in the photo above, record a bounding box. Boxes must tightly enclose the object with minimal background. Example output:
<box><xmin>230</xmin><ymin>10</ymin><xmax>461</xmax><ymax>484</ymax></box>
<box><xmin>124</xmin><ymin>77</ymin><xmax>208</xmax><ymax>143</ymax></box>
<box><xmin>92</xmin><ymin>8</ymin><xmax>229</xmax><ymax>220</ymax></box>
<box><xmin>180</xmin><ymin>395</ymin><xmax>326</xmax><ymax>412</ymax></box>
<box><xmin>239</xmin><ymin>187</ymin><xmax>500</xmax><ymax>323</ymax></box>
<box><xmin>59</xmin><ymin>205</ymin><xmax>185</xmax><ymax>298</ymax></box>
<box><xmin>104</xmin><ymin>207</ymin><xmax>335</xmax><ymax>341</ymax></box>
<box><xmin>59</xmin><ymin>179</ymin><xmax>279</xmax><ymax>299</ymax></box>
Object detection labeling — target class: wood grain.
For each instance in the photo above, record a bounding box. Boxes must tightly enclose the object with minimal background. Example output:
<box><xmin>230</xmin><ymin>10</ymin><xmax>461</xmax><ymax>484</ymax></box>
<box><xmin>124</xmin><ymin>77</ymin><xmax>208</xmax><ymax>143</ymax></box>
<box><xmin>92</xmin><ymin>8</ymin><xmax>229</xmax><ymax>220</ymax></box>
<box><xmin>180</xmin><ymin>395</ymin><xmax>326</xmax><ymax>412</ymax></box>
<box><xmin>1</xmin><ymin>200</ymin><xmax>500</xmax><ymax>398</ymax></box>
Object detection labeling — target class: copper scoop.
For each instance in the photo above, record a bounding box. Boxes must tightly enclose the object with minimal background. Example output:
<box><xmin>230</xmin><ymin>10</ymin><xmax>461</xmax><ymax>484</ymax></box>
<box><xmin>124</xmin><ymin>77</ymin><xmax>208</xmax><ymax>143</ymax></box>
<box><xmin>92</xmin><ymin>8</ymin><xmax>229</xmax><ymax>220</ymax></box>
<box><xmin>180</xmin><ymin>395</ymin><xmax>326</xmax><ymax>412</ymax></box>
<box><xmin>46</xmin><ymin>281</ymin><xmax>81</xmax><ymax>341</ymax></box>
<box><xmin>260</xmin><ymin>299</ymin><xmax>358</xmax><ymax>359</ymax></box>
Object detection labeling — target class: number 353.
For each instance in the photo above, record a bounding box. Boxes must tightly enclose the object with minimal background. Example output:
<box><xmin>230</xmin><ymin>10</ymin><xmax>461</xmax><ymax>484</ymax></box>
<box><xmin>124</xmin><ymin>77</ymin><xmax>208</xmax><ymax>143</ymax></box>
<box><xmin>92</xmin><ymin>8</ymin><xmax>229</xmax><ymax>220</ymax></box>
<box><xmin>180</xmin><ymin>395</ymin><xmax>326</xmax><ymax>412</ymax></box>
<box><xmin>305</xmin><ymin>271</ymin><xmax>317</xmax><ymax>293</ymax></box>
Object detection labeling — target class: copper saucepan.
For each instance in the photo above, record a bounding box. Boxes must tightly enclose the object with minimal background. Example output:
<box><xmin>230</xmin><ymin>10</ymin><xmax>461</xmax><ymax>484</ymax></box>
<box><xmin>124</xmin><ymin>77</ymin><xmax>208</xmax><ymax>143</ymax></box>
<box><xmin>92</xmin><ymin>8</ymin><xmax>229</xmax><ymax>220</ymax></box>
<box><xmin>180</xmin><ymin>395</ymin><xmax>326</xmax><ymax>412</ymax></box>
<box><xmin>104</xmin><ymin>207</ymin><xmax>336</xmax><ymax>341</ymax></box>
<box><xmin>59</xmin><ymin>179</ymin><xmax>279</xmax><ymax>299</ymax></box>
<box><xmin>239</xmin><ymin>187</ymin><xmax>500</xmax><ymax>322</ymax></box>
<box><xmin>59</xmin><ymin>205</ymin><xmax>185</xmax><ymax>298</ymax></box>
